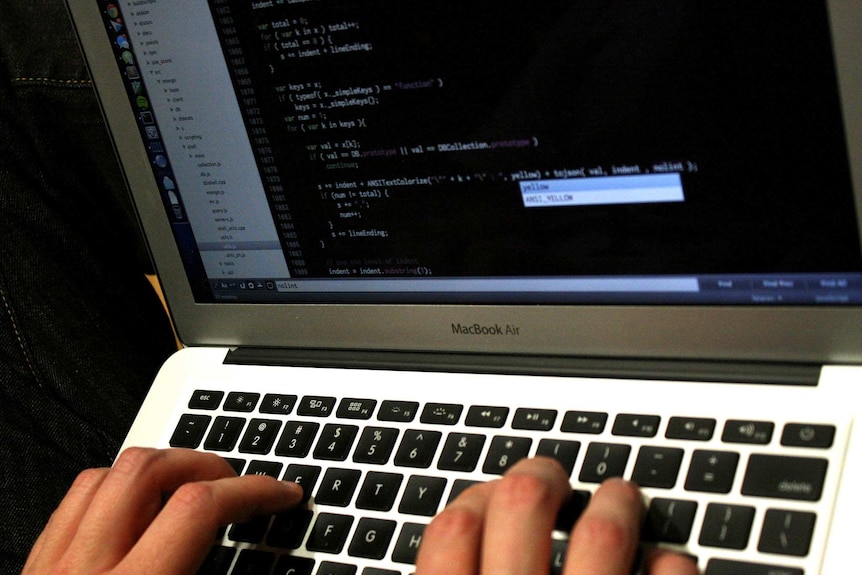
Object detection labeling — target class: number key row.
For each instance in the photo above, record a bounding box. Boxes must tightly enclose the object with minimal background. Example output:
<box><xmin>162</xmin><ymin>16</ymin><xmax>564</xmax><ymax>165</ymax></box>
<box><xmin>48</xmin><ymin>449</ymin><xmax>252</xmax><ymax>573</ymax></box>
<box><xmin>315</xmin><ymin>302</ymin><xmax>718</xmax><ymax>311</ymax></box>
<box><xmin>172</xmin><ymin>414</ymin><xmax>829</xmax><ymax>501</ymax></box>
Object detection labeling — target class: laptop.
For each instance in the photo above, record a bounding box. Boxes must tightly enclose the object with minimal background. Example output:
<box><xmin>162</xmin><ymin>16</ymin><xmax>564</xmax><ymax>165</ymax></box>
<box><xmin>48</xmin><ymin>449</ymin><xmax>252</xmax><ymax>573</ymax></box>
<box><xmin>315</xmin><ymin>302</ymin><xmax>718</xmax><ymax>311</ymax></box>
<box><xmin>64</xmin><ymin>1</ymin><xmax>862</xmax><ymax>573</ymax></box>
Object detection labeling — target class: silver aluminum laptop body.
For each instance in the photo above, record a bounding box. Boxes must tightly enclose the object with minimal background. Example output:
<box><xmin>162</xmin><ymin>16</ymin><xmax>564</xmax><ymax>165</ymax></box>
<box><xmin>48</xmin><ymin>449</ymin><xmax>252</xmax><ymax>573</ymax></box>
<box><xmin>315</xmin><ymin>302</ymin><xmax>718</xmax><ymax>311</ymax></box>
<box><xmin>65</xmin><ymin>1</ymin><xmax>862</xmax><ymax>573</ymax></box>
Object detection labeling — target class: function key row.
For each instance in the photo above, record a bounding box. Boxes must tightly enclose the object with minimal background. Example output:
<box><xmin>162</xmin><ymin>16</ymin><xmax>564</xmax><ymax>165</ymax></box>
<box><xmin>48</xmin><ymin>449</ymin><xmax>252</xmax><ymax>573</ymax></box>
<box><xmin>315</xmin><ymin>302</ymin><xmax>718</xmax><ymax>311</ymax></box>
<box><xmin>187</xmin><ymin>390</ymin><xmax>835</xmax><ymax>448</ymax></box>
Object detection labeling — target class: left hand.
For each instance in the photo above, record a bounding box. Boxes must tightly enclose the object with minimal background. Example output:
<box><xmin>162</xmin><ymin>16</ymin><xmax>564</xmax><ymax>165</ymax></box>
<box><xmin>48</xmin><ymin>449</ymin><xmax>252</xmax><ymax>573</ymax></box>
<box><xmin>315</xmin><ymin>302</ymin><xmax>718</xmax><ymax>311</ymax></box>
<box><xmin>23</xmin><ymin>447</ymin><xmax>303</xmax><ymax>575</ymax></box>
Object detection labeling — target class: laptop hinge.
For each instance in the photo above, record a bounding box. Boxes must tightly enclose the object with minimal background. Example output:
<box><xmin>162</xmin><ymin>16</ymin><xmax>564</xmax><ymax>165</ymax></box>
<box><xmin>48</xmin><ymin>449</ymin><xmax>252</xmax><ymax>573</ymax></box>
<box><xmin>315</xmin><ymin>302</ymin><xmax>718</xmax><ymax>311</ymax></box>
<box><xmin>224</xmin><ymin>347</ymin><xmax>822</xmax><ymax>386</ymax></box>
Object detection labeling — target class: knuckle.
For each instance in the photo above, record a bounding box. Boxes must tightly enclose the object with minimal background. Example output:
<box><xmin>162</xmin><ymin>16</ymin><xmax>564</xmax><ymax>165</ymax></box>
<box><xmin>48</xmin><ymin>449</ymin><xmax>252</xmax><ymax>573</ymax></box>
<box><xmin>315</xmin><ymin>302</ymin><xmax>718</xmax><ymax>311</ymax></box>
<box><xmin>69</xmin><ymin>467</ymin><xmax>108</xmax><ymax>491</ymax></box>
<box><xmin>167</xmin><ymin>481</ymin><xmax>222</xmax><ymax>531</ymax></box>
<box><xmin>171</xmin><ymin>480</ymin><xmax>217</xmax><ymax>512</ymax></box>
<box><xmin>111</xmin><ymin>447</ymin><xmax>162</xmax><ymax>477</ymax></box>
<box><xmin>573</xmin><ymin>514</ymin><xmax>632</xmax><ymax>551</ymax></box>
<box><xmin>648</xmin><ymin>550</ymin><xmax>700</xmax><ymax>574</ymax></box>
<box><xmin>425</xmin><ymin>505</ymin><xmax>484</xmax><ymax>542</ymax></box>
<box><xmin>601</xmin><ymin>478</ymin><xmax>642</xmax><ymax>505</ymax></box>
<box><xmin>495</xmin><ymin>472</ymin><xmax>557</xmax><ymax>509</ymax></box>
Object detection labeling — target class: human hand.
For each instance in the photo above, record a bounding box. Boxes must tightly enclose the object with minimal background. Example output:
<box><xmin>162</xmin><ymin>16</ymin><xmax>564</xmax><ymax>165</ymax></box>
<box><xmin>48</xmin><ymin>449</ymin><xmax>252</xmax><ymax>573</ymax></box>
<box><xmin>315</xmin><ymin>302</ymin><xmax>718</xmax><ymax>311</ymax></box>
<box><xmin>23</xmin><ymin>447</ymin><xmax>302</xmax><ymax>575</ymax></box>
<box><xmin>415</xmin><ymin>457</ymin><xmax>699</xmax><ymax>575</ymax></box>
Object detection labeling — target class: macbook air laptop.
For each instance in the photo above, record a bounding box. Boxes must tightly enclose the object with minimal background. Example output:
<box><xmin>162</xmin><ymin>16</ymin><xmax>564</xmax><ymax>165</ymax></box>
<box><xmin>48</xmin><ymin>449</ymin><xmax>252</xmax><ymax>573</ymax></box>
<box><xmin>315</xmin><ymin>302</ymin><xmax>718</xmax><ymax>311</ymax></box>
<box><xmin>64</xmin><ymin>1</ymin><xmax>862</xmax><ymax>573</ymax></box>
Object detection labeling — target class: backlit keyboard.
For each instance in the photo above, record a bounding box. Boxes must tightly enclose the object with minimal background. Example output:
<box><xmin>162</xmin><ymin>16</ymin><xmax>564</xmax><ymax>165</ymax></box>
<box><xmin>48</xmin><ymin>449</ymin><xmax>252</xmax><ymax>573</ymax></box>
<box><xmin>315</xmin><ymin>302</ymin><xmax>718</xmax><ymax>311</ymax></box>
<box><xmin>170</xmin><ymin>389</ymin><xmax>840</xmax><ymax>575</ymax></box>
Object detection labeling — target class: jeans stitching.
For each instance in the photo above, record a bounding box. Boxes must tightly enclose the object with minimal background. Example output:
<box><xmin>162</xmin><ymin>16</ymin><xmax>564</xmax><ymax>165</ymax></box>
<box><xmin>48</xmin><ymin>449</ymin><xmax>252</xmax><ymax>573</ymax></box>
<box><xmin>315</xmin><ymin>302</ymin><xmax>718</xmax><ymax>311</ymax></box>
<box><xmin>9</xmin><ymin>77</ymin><xmax>92</xmax><ymax>88</ymax></box>
<box><xmin>0</xmin><ymin>275</ymin><xmax>42</xmax><ymax>390</ymax></box>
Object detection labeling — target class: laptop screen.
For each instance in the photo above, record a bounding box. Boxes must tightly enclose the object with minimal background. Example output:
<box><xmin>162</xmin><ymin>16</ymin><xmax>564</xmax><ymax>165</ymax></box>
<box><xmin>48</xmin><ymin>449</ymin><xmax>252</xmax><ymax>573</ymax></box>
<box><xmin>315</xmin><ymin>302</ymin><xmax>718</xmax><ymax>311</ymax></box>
<box><xmin>95</xmin><ymin>1</ymin><xmax>862</xmax><ymax>306</ymax></box>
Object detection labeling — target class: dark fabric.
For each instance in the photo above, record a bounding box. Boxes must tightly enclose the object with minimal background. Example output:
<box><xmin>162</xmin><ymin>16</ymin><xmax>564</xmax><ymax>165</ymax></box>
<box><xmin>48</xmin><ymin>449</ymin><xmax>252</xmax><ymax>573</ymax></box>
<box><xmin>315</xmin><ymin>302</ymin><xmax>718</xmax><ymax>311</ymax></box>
<box><xmin>0</xmin><ymin>2</ymin><xmax>177</xmax><ymax>573</ymax></box>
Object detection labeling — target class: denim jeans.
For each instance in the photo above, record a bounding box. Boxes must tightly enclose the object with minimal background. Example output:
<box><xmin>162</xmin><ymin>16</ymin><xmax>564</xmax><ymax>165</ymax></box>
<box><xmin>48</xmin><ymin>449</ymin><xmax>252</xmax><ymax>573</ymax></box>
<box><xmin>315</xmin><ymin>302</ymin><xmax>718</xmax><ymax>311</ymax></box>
<box><xmin>0</xmin><ymin>1</ymin><xmax>177</xmax><ymax>572</ymax></box>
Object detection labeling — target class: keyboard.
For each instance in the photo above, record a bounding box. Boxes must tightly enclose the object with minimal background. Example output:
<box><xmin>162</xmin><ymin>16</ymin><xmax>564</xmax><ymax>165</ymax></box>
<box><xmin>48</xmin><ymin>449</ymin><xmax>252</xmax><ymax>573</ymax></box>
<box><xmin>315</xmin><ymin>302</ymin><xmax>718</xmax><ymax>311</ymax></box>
<box><xmin>165</xmin><ymin>377</ymin><xmax>844</xmax><ymax>575</ymax></box>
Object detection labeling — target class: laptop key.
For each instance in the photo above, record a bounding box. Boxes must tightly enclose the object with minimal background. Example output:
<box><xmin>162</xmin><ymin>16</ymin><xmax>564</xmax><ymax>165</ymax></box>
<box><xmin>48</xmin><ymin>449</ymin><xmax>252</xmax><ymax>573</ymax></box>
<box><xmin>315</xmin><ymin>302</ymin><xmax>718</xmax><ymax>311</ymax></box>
<box><xmin>483</xmin><ymin>436</ymin><xmax>532</xmax><ymax>475</ymax></box>
<box><xmin>307</xmin><ymin>513</ymin><xmax>354</xmax><ymax>554</ymax></box>
<box><xmin>275</xmin><ymin>421</ymin><xmax>320</xmax><ymax>458</ymax></box>
<box><xmin>781</xmin><ymin>423</ymin><xmax>836</xmax><ymax>449</ymax></box>
<box><xmin>512</xmin><ymin>408</ymin><xmax>557</xmax><ymax>431</ymax></box>
<box><xmin>394</xmin><ymin>430</ymin><xmax>442</xmax><ymax>468</ymax></box>
<box><xmin>704</xmin><ymin>558</ymin><xmax>802</xmax><ymax>575</ymax></box>
<box><xmin>722</xmin><ymin>419</ymin><xmax>774</xmax><ymax>445</ymax></box>
<box><xmin>316</xmin><ymin>468</ymin><xmax>361</xmax><ymax>507</ymax></box>
<box><xmin>223</xmin><ymin>392</ymin><xmax>260</xmax><ymax>413</ymax></box>
<box><xmin>228</xmin><ymin>514</ymin><xmax>272</xmax><ymax>544</ymax></box>
<box><xmin>612</xmin><ymin>414</ymin><xmax>661</xmax><ymax>438</ymax></box>
<box><xmin>561</xmin><ymin>411</ymin><xmax>608</xmax><ymax>434</ymax></box>
<box><xmin>465</xmin><ymin>405</ymin><xmax>509</xmax><ymax>428</ymax></box>
<box><xmin>437</xmin><ymin>432</ymin><xmax>486</xmax><ymax>472</ymax></box>
<box><xmin>283</xmin><ymin>464</ymin><xmax>322</xmax><ymax>503</ymax></box>
<box><xmin>222</xmin><ymin>457</ymin><xmax>245</xmax><ymax>475</ymax></box>
<box><xmin>314</xmin><ymin>424</ymin><xmax>359</xmax><ymax>461</ymax></box>
<box><xmin>196</xmin><ymin>545</ymin><xmax>234</xmax><ymax>575</ymax></box>
<box><xmin>684</xmin><ymin>450</ymin><xmax>740</xmax><ymax>494</ymax></box>
<box><xmin>643</xmin><ymin>498</ymin><xmax>698</xmax><ymax>544</ymax></box>
<box><xmin>244</xmin><ymin>460</ymin><xmax>283</xmax><ymax>478</ymax></box>
<box><xmin>378</xmin><ymin>400</ymin><xmax>419</xmax><ymax>423</ymax></box>
<box><xmin>170</xmin><ymin>414</ymin><xmax>211</xmax><ymax>448</ymax></box>
<box><xmin>317</xmin><ymin>561</ymin><xmax>358</xmax><ymax>575</ymax></box>
<box><xmin>231</xmin><ymin>550</ymin><xmax>275</xmax><ymax>575</ymax></box>
<box><xmin>391</xmin><ymin>523</ymin><xmax>426</xmax><ymax>565</ymax></box>
<box><xmin>353</xmin><ymin>427</ymin><xmax>399</xmax><ymax>465</ymax></box>
<box><xmin>578</xmin><ymin>443</ymin><xmax>631</xmax><ymax>483</ymax></box>
<box><xmin>337</xmin><ymin>398</ymin><xmax>377</xmax><ymax>420</ymax></box>
<box><xmin>536</xmin><ymin>439</ymin><xmax>581</xmax><ymax>475</ymax></box>
<box><xmin>448</xmin><ymin>479</ymin><xmax>482</xmax><ymax>504</ymax></box>
<box><xmin>238</xmin><ymin>418</ymin><xmax>282</xmax><ymax>454</ymax></box>
<box><xmin>665</xmin><ymin>417</ymin><xmax>716</xmax><ymax>441</ymax></box>
<box><xmin>361</xmin><ymin>569</ymin><xmax>400</xmax><ymax>575</ymax></box>
<box><xmin>273</xmin><ymin>556</ymin><xmax>315</xmax><ymax>575</ymax></box>
<box><xmin>631</xmin><ymin>446</ymin><xmax>684</xmax><ymax>489</ymax></box>
<box><xmin>267</xmin><ymin>508</ymin><xmax>313</xmax><ymax>550</ymax></box>
<box><xmin>356</xmin><ymin>472</ymin><xmax>404</xmax><ymax>511</ymax></box>
<box><xmin>399</xmin><ymin>475</ymin><xmax>447</xmax><ymax>516</ymax></box>
<box><xmin>188</xmin><ymin>390</ymin><xmax>224</xmax><ymax>410</ymax></box>
<box><xmin>699</xmin><ymin>503</ymin><xmax>756</xmax><ymax>550</ymax></box>
<box><xmin>203</xmin><ymin>416</ymin><xmax>246</xmax><ymax>452</ymax></box>
<box><xmin>421</xmin><ymin>403</ymin><xmax>463</xmax><ymax>425</ymax></box>
<box><xmin>741</xmin><ymin>454</ymin><xmax>828</xmax><ymax>501</ymax></box>
<box><xmin>348</xmin><ymin>518</ymin><xmax>397</xmax><ymax>560</ymax></box>
<box><xmin>259</xmin><ymin>393</ymin><xmax>297</xmax><ymax>415</ymax></box>
<box><xmin>555</xmin><ymin>490</ymin><xmax>591</xmax><ymax>532</ymax></box>
<box><xmin>758</xmin><ymin>509</ymin><xmax>817</xmax><ymax>557</ymax></box>
<box><xmin>297</xmin><ymin>396</ymin><xmax>337</xmax><ymax>417</ymax></box>
<box><xmin>550</xmin><ymin>539</ymin><xmax>568</xmax><ymax>575</ymax></box>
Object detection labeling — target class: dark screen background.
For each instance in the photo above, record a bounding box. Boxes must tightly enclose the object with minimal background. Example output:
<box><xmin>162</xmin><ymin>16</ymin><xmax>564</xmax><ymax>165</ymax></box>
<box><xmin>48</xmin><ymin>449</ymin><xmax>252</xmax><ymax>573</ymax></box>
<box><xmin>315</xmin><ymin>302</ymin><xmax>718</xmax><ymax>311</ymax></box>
<box><xmin>205</xmin><ymin>1</ymin><xmax>860</xmax><ymax>282</ymax></box>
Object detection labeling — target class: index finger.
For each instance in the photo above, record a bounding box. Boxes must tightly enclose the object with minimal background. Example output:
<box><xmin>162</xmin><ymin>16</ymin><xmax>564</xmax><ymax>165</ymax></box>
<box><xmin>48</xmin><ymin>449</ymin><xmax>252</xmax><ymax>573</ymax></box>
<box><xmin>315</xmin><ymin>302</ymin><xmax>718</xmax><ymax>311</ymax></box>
<box><xmin>564</xmin><ymin>478</ymin><xmax>644</xmax><ymax>575</ymax></box>
<box><xmin>22</xmin><ymin>468</ymin><xmax>109</xmax><ymax>574</ymax></box>
<box><xmin>481</xmin><ymin>457</ymin><xmax>572</xmax><ymax>574</ymax></box>
<box><xmin>415</xmin><ymin>457</ymin><xmax>571</xmax><ymax>575</ymax></box>
<box><xmin>59</xmin><ymin>448</ymin><xmax>239</xmax><ymax>572</ymax></box>
<box><xmin>118</xmin><ymin>473</ymin><xmax>303</xmax><ymax>575</ymax></box>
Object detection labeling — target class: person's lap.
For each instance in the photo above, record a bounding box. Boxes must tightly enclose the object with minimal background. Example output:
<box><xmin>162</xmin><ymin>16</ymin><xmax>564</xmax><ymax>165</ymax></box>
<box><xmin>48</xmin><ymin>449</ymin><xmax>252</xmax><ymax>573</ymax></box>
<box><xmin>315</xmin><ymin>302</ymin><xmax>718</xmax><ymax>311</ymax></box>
<box><xmin>0</xmin><ymin>2</ymin><xmax>177</xmax><ymax>572</ymax></box>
